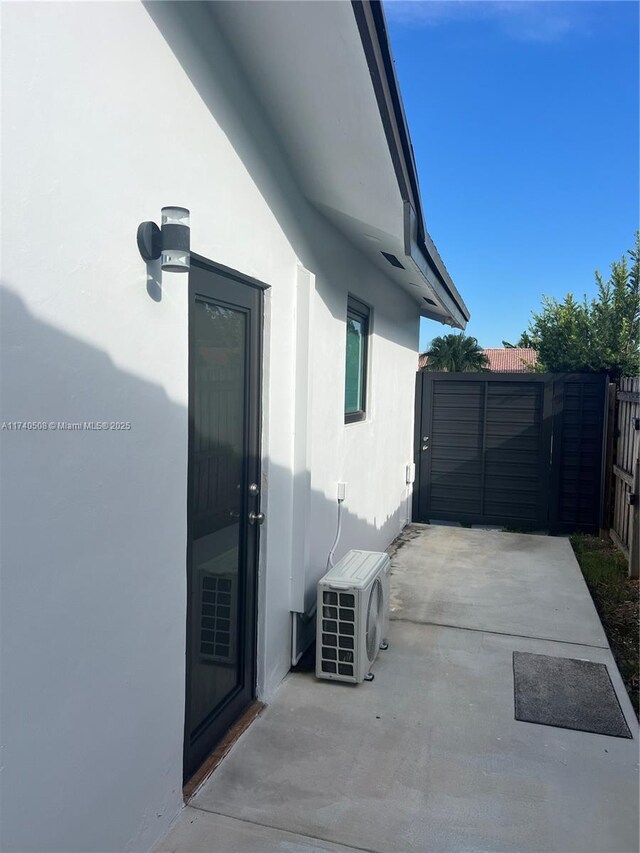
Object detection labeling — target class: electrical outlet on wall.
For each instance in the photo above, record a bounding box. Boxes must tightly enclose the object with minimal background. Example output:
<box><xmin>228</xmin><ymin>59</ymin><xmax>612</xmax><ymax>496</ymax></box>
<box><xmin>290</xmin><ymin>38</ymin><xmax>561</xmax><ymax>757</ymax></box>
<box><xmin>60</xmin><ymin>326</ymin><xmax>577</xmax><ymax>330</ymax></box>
<box><xmin>337</xmin><ymin>482</ymin><xmax>347</xmax><ymax>502</ymax></box>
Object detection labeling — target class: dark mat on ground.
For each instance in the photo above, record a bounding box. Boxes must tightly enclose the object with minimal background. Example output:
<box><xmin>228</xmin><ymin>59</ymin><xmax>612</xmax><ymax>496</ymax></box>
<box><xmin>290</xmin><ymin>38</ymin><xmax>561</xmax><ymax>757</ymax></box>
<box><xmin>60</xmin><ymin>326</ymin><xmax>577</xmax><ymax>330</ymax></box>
<box><xmin>513</xmin><ymin>651</ymin><xmax>632</xmax><ymax>738</ymax></box>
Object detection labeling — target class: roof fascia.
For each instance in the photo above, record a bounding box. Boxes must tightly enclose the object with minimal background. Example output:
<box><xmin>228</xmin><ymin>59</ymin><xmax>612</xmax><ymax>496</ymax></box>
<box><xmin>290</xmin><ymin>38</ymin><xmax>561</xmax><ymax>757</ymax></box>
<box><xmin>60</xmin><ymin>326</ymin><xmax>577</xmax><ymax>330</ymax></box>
<box><xmin>352</xmin><ymin>0</ymin><xmax>470</xmax><ymax>327</ymax></box>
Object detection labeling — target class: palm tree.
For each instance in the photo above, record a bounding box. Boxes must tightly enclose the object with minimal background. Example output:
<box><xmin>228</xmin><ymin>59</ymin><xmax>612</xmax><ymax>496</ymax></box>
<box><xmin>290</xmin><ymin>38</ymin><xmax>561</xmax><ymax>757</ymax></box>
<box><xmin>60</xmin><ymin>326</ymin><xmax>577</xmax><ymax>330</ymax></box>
<box><xmin>421</xmin><ymin>333</ymin><xmax>489</xmax><ymax>373</ymax></box>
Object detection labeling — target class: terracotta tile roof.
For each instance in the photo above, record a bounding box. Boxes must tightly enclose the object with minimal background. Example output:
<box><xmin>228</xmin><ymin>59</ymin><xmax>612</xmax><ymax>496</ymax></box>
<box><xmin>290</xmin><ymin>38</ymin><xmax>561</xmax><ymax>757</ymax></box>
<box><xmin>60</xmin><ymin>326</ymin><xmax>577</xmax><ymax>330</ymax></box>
<box><xmin>482</xmin><ymin>348</ymin><xmax>538</xmax><ymax>372</ymax></box>
<box><xmin>418</xmin><ymin>348</ymin><xmax>538</xmax><ymax>372</ymax></box>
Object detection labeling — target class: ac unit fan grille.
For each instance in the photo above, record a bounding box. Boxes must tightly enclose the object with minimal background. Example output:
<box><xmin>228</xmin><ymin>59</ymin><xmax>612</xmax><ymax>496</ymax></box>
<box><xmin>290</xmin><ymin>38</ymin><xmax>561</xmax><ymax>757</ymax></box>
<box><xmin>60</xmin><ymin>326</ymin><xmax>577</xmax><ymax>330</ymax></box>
<box><xmin>320</xmin><ymin>590</ymin><xmax>355</xmax><ymax>677</ymax></box>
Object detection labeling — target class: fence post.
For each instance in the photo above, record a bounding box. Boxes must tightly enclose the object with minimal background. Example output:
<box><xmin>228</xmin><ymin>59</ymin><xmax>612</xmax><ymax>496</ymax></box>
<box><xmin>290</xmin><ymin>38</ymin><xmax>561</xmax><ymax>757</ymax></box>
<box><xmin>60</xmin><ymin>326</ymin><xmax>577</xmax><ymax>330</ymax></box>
<box><xmin>630</xmin><ymin>449</ymin><xmax>640</xmax><ymax>580</ymax></box>
<box><xmin>600</xmin><ymin>382</ymin><xmax>616</xmax><ymax>538</ymax></box>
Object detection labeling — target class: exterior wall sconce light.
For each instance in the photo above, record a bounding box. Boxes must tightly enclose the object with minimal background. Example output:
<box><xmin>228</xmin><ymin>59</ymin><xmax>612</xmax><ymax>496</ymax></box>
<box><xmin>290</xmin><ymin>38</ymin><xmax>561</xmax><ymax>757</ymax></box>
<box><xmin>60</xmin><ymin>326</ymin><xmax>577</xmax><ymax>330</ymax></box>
<box><xmin>137</xmin><ymin>206</ymin><xmax>190</xmax><ymax>272</ymax></box>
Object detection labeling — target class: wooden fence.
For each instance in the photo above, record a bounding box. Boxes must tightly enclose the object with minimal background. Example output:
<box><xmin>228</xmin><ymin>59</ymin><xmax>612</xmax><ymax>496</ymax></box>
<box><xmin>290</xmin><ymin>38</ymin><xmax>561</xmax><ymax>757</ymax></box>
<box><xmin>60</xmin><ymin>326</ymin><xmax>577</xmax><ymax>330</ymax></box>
<box><xmin>604</xmin><ymin>377</ymin><xmax>640</xmax><ymax>577</ymax></box>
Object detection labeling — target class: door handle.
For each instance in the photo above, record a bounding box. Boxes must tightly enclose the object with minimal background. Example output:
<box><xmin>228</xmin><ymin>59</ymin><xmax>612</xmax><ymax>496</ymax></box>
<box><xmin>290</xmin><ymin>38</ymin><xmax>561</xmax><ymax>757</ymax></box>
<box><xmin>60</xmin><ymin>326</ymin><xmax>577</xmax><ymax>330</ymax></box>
<box><xmin>422</xmin><ymin>444</ymin><xmax>429</xmax><ymax>451</ymax></box>
<box><xmin>248</xmin><ymin>511</ymin><xmax>265</xmax><ymax>525</ymax></box>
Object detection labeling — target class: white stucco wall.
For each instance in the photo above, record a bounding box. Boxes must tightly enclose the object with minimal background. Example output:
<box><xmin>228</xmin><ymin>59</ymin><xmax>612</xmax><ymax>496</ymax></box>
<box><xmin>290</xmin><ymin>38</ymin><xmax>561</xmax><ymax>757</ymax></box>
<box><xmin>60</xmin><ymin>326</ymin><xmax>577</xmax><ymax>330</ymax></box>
<box><xmin>1</xmin><ymin>3</ymin><xmax>419</xmax><ymax>852</ymax></box>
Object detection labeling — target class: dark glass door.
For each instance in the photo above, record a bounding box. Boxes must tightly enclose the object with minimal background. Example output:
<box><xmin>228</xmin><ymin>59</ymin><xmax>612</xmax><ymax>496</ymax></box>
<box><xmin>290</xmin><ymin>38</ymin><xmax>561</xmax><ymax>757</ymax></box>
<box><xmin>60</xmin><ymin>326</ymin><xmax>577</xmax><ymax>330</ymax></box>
<box><xmin>184</xmin><ymin>257</ymin><xmax>263</xmax><ymax>782</ymax></box>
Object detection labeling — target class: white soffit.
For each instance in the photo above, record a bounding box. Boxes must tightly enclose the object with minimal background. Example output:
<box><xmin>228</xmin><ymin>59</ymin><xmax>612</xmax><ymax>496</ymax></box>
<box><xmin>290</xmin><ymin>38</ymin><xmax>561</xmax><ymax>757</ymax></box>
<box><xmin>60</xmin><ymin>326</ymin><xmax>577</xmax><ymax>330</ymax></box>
<box><xmin>210</xmin><ymin>0</ymin><xmax>464</xmax><ymax>326</ymax></box>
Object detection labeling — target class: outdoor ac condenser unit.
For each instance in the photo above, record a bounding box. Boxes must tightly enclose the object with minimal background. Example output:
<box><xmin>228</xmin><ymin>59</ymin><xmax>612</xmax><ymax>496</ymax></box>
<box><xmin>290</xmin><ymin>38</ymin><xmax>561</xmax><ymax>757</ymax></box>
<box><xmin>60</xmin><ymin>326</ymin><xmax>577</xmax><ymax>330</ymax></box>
<box><xmin>316</xmin><ymin>550</ymin><xmax>390</xmax><ymax>683</ymax></box>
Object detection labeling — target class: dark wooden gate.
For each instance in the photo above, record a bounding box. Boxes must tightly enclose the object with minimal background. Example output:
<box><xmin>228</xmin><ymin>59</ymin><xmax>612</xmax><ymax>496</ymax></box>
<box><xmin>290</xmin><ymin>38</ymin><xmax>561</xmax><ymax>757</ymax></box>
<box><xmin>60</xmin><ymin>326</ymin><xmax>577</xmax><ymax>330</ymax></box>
<box><xmin>414</xmin><ymin>372</ymin><xmax>607</xmax><ymax>533</ymax></box>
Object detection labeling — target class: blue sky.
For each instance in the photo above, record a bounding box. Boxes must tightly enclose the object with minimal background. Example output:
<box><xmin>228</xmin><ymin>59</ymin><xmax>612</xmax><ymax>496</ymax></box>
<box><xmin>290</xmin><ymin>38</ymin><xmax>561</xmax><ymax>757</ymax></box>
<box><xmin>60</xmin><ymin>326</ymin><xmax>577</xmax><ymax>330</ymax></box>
<box><xmin>383</xmin><ymin>1</ymin><xmax>639</xmax><ymax>350</ymax></box>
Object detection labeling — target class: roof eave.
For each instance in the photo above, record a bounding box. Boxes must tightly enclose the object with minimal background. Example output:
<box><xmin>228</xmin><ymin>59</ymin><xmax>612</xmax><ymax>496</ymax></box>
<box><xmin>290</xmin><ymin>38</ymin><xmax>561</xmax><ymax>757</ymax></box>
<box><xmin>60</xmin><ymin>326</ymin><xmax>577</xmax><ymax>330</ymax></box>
<box><xmin>352</xmin><ymin>0</ymin><xmax>470</xmax><ymax>328</ymax></box>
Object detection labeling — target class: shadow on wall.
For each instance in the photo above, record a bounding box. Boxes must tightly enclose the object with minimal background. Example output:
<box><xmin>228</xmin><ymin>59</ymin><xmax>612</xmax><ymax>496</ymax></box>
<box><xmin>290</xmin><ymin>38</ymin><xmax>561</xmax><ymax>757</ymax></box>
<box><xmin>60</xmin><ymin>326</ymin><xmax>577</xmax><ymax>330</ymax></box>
<box><xmin>0</xmin><ymin>285</ymin><xmax>189</xmax><ymax>853</ymax></box>
<box><xmin>142</xmin><ymin>1</ymin><xmax>416</xmax><ymax>347</ymax></box>
<box><xmin>0</xmin><ymin>286</ymin><xmax>408</xmax><ymax>853</ymax></box>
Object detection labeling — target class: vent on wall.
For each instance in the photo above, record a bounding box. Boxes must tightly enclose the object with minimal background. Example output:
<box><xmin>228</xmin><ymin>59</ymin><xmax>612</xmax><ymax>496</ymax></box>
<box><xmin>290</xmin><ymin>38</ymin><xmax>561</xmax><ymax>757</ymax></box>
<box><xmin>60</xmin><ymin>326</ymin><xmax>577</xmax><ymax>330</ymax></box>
<box><xmin>381</xmin><ymin>251</ymin><xmax>405</xmax><ymax>269</ymax></box>
<box><xmin>423</xmin><ymin>297</ymin><xmax>436</xmax><ymax>306</ymax></box>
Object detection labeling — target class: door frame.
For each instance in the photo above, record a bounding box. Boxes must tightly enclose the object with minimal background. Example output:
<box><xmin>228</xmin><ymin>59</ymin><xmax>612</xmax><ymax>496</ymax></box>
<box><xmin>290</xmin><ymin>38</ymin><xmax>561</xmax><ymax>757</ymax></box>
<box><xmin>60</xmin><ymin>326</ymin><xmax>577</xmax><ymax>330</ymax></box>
<box><xmin>183</xmin><ymin>252</ymin><xmax>268</xmax><ymax>784</ymax></box>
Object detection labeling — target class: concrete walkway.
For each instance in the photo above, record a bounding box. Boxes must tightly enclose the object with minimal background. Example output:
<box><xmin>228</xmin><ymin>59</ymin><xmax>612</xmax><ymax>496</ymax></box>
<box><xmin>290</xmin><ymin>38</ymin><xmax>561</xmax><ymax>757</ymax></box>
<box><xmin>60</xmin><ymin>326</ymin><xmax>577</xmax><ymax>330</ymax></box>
<box><xmin>158</xmin><ymin>526</ymin><xmax>638</xmax><ymax>853</ymax></box>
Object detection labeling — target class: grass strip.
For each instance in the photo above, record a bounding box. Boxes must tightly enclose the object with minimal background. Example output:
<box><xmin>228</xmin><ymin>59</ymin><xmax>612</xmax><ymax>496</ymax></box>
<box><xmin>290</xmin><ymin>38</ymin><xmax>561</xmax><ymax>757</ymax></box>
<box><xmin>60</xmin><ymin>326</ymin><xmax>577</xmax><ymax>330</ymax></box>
<box><xmin>570</xmin><ymin>534</ymin><xmax>638</xmax><ymax>717</ymax></box>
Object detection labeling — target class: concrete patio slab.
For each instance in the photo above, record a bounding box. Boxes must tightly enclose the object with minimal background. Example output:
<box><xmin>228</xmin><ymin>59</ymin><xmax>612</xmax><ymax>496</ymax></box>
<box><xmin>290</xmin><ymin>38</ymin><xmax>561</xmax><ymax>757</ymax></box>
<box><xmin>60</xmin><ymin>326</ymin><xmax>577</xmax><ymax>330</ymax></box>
<box><xmin>160</xmin><ymin>525</ymin><xmax>638</xmax><ymax>853</ymax></box>
<box><xmin>390</xmin><ymin>525</ymin><xmax>608</xmax><ymax>647</ymax></box>
<box><xmin>190</xmin><ymin>622</ymin><xmax>637</xmax><ymax>853</ymax></box>
<box><xmin>156</xmin><ymin>807</ymin><xmax>362</xmax><ymax>852</ymax></box>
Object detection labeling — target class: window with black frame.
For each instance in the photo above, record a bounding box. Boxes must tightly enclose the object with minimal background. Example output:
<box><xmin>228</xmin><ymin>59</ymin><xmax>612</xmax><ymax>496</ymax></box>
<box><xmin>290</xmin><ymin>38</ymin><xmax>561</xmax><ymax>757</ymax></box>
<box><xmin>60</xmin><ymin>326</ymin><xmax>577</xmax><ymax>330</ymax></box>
<box><xmin>344</xmin><ymin>295</ymin><xmax>370</xmax><ymax>423</ymax></box>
